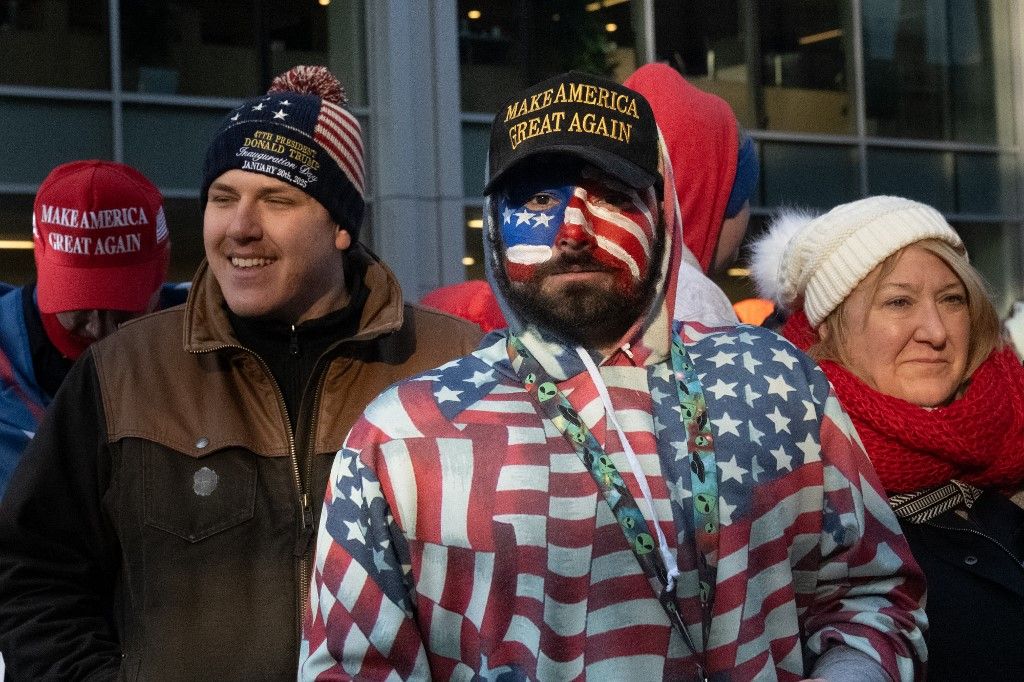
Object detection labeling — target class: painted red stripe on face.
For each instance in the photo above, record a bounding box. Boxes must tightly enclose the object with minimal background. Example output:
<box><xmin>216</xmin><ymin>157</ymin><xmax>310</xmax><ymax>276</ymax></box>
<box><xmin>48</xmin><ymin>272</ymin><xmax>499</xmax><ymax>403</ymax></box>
<box><xmin>563</xmin><ymin>187</ymin><xmax>654</xmax><ymax>283</ymax></box>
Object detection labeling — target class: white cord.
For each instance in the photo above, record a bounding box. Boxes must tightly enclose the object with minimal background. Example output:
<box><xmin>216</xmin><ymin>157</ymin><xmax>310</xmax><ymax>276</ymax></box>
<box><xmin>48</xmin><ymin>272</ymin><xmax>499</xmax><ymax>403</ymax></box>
<box><xmin>576</xmin><ymin>347</ymin><xmax>680</xmax><ymax>592</ymax></box>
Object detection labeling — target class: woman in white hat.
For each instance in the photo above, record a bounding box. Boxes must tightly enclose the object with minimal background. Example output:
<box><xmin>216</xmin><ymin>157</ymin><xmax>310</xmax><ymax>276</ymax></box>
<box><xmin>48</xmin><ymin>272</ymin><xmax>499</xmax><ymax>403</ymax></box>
<box><xmin>751</xmin><ymin>195</ymin><xmax>1024</xmax><ymax>679</ymax></box>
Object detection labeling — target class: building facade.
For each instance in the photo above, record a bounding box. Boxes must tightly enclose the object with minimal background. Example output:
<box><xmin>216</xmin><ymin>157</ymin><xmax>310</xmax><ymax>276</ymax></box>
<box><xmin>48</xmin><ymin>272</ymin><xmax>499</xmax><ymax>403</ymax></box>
<box><xmin>1</xmin><ymin>0</ymin><xmax>1021</xmax><ymax>311</ymax></box>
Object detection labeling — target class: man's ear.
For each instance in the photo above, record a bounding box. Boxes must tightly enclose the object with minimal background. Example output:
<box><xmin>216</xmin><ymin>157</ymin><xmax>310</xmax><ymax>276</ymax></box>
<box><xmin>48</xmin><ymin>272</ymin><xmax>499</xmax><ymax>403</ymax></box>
<box><xmin>335</xmin><ymin>227</ymin><xmax>352</xmax><ymax>251</ymax></box>
<box><xmin>817</xmin><ymin>323</ymin><xmax>830</xmax><ymax>341</ymax></box>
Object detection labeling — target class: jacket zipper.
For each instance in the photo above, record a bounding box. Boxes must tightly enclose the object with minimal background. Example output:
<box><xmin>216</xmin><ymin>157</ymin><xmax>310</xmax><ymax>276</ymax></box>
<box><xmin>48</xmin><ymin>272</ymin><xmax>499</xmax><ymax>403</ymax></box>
<box><xmin>289</xmin><ymin>323</ymin><xmax>320</xmax><ymax>638</ymax></box>
<box><xmin>925</xmin><ymin>519</ymin><xmax>1024</xmax><ymax>572</ymax></box>
<box><xmin>297</xmin><ymin>367</ymin><xmax>329</xmax><ymax>633</ymax></box>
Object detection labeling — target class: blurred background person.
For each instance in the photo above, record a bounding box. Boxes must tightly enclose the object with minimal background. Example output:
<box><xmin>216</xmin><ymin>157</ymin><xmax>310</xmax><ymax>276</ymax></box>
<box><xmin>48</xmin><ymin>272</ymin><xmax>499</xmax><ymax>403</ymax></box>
<box><xmin>752</xmin><ymin>195</ymin><xmax>1024</xmax><ymax>680</ymax></box>
<box><xmin>625</xmin><ymin>62</ymin><xmax>758</xmax><ymax>277</ymax></box>
<box><xmin>731</xmin><ymin>295</ymin><xmax>777</xmax><ymax>326</ymax></box>
<box><xmin>0</xmin><ymin>159</ymin><xmax>179</xmax><ymax>499</ymax></box>
<box><xmin>419</xmin><ymin>278</ymin><xmax>506</xmax><ymax>332</ymax></box>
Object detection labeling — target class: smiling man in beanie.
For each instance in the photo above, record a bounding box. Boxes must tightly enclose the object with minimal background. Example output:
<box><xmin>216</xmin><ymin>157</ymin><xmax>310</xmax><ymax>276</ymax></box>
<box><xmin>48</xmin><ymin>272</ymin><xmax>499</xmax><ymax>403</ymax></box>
<box><xmin>0</xmin><ymin>160</ymin><xmax>182</xmax><ymax>500</ymax></box>
<box><xmin>300</xmin><ymin>71</ymin><xmax>925</xmax><ymax>681</ymax></box>
<box><xmin>0</xmin><ymin>66</ymin><xmax>480</xmax><ymax>680</ymax></box>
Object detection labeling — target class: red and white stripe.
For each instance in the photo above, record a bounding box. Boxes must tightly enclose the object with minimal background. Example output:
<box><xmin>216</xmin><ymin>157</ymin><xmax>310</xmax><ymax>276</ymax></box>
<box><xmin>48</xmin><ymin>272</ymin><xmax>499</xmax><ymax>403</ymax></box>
<box><xmin>315</xmin><ymin>102</ymin><xmax>366</xmax><ymax>197</ymax></box>
<box><xmin>564</xmin><ymin>186</ymin><xmax>655</xmax><ymax>281</ymax></box>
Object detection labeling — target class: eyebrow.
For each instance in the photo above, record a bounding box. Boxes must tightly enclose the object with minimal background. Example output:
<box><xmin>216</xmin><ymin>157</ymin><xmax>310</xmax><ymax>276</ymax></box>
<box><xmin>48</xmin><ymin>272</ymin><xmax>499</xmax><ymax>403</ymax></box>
<box><xmin>206</xmin><ymin>182</ymin><xmax>303</xmax><ymax>200</ymax></box>
<box><xmin>580</xmin><ymin>167</ymin><xmax>632</xmax><ymax>193</ymax></box>
<box><xmin>878</xmin><ymin>280</ymin><xmax>964</xmax><ymax>292</ymax></box>
<box><xmin>207</xmin><ymin>181</ymin><xmax>238</xmax><ymax>195</ymax></box>
<box><xmin>257</xmin><ymin>187</ymin><xmax>302</xmax><ymax>200</ymax></box>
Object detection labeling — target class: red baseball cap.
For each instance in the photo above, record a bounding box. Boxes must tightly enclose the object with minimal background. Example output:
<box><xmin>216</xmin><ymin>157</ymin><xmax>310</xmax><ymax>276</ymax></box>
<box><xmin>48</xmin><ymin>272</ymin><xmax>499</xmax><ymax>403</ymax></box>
<box><xmin>32</xmin><ymin>160</ymin><xmax>170</xmax><ymax>314</ymax></box>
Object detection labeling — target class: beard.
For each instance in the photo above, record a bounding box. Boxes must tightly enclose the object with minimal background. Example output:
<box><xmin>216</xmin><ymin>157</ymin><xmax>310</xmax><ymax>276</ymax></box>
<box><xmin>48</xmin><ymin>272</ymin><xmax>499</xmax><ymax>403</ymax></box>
<box><xmin>498</xmin><ymin>232</ymin><xmax>665</xmax><ymax>350</ymax></box>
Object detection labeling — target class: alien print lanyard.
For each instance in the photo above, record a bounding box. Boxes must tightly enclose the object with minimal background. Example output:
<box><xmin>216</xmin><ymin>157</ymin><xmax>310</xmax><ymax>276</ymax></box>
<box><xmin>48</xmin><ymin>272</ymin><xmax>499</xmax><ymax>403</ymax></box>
<box><xmin>508</xmin><ymin>333</ymin><xmax>720</xmax><ymax>679</ymax></box>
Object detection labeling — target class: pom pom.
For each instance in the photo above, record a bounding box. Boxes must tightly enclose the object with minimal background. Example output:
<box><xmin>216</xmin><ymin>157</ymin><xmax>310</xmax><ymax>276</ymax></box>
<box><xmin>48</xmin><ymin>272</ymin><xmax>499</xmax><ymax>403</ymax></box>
<box><xmin>268</xmin><ymin>65</ymin><xmax>347</xmax><ymax>106</ymax></box>
<box><xmin>748</xmin><ymin>207</ymin><xmax>817</xmax><ymax>308</ymax></box>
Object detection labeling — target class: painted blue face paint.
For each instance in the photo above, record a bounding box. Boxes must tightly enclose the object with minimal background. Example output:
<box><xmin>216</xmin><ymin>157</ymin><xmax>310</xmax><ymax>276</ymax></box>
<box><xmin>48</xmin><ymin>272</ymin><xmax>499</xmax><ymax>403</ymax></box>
<box><xmin>498</xmin><ymin>179</ymin><xmax>574</xmax><ymax>267</ymax></box>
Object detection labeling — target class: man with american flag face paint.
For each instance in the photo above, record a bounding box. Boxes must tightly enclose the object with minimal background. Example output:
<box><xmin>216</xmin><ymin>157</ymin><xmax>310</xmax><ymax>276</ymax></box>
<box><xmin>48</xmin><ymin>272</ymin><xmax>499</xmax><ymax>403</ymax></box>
<box><xmin>301</xmin><ymin>71</ymin><xmax>926</xmax><ymax>681</ymax></box>
<box><xmin>495</xmin><ymin>159</ymin><xmax>664</xmax><ymax>351</ymax></box>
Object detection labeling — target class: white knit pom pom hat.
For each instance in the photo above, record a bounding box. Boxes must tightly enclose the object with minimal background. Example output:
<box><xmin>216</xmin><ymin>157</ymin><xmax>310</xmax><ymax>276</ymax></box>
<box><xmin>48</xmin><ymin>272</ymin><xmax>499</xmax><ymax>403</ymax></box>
<box><xmin>750</xmin><ymin>195</ymin><xmax>965</xmax><ymax>327</ymax></box>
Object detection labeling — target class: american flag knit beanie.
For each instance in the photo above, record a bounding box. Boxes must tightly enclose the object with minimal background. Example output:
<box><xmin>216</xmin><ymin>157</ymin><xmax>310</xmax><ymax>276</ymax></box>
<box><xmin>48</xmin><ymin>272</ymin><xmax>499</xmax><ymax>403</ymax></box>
<box><xmin>201</xmin><ymin>65</ymin><xmax>366</xmax><ymax>240</ymax></box>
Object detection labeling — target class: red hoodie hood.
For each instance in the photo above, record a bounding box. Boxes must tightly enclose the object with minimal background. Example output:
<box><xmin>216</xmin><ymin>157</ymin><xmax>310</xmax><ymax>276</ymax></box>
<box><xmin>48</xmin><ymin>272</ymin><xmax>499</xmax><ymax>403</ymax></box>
<box><xmin>625</xmin><ymin>64</ymin><xmax>739</xmax><ymax>273</ymax></box>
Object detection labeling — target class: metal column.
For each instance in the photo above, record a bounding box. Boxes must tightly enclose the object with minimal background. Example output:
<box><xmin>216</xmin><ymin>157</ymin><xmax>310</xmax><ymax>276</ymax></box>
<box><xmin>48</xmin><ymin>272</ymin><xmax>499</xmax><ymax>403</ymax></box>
<box><xmin>364</xmin><ymin>0</ymin><xmax>467</xmax><ymax>300</ymax></box>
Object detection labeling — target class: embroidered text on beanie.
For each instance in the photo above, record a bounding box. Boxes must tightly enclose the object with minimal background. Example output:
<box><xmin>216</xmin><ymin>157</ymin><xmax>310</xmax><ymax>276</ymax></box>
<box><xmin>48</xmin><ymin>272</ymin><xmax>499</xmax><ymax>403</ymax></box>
<box><xmin>201</xmin><ymin>65</ymin><xmax>366</xmax><ymax>240</ymax></box>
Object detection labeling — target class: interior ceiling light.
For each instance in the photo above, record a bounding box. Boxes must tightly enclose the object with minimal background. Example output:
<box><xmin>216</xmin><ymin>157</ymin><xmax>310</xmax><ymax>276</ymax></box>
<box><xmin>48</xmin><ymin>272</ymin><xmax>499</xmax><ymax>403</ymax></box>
<box><xmin>726</xmin><ymin>267</ymin><xmax>751</xmax><ymax>277</ymax></box>
<box><xmin>467</xmin><ymin>9</ymin><xmax>481</xmax><ymax>20</ymax></box>
<box><xmin>605</xmin><ymin>23</ymin><xmax>618</xmax><ymax>32</ymax></box>
<box><xmin>317</xmin><ymin>0</ymin><xmax>330</xmax><ymax>6</ymax></box>
<box><xmin>586</xmin><ymin>0</ymin><xmax>629</xmax><ymax>11</ymax></box>
<box><xmin>0</xmin><ymin>240</ymin><xmax>34</xmax><ymax>250</ymax></box>
<box><xmin>466</xmin><ymin>218</ymin><xmax>484</xmax><ymax>229</ymax></box>
<box><xmin>462</xmin><ymin>256</ymin><xmax>476</xmax><ymax>266</ymax></box>
<box><xmin>798</xmin><ymin>28</ymin><xmax>842</xmax><ymax>46</ymax></box>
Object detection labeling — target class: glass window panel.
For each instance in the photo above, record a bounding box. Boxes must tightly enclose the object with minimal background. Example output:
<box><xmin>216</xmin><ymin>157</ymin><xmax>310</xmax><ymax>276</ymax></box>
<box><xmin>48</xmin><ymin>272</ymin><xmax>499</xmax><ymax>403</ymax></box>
<box><xmin>761</xmin><ymin>142</ymin><xmax>859</xmax><ymax>209</ymax></box>
<box><xmin>462</xmin><ymin>121</ymin><xmax>490</xmax><ymax>199</ymax></box>
<box><xmin>463</xmin><ymin>205</ymin><xmax>484</xmax><ymax>280</ymax></box>
<box><xmin>654</xmin><ymin>0</ymin><xmax>854</xmax><ymax>135</ymax></box>
<box><xmin>867</xmin><ymin>147</ymin><xmax>954</xmax><ymax>212</ymax></box>
<box><xmin>0</xmin><ymin>193</ymin><xmax>37</xmax><ymax>285</ymax></box>
<box><xmin>458</xmin><ymin>0</ymin><xmax>640</xmax><ymax>113</ymax></box>
<box><xmin>122</xmin><ymin>105</ymin><xmax>226</xmax><ymax>191</ymax></box>
<box><xmin>0</xmin><ymin>0</ymin><xmax>110</xmax><ymax>89</ymax></box>
<box><xmin>0</xmin><ymin>98</ymin><xmax>112</xmax><ymax>184</ymax></box>
<box><xmin>955</xmin><ymin>152</ymin><xmax>1019</xmax><ymax>217</ymax></box>
<box><xmin>955</xmin><ymin>221</ymin><xmax>1021</xmax><ymax>314</ymax></box>
<box><xmin>862</xmin><ymin>0</ymin><xmax>1015</xmax><ymax>144</ymax></box>
<box><xmin>121</xmin><ymin>1</ymin><xmax>362</xmax><ymax>101</ymax></box>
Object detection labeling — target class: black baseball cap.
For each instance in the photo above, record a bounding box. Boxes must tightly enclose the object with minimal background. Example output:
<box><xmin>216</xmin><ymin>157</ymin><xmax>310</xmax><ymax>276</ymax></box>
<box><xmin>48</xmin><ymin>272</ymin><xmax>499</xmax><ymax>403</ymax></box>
<box><xmin>485</xmin><ymin>71</ymin><xmax>662</xmax><ymax>194</ymax></box>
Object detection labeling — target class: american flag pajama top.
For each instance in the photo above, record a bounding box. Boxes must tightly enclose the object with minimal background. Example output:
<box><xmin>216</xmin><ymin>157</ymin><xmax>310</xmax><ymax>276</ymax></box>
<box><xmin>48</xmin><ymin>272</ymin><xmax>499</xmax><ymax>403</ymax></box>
<box><xmin>299</xmin><ymin>322</ymin><xmax>926</xmax><ymax>681</ymax></box>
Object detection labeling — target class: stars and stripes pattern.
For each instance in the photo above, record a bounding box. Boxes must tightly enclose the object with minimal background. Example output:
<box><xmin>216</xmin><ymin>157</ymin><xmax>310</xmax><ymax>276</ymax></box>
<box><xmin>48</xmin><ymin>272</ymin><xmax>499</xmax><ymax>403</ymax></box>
<box><xmin>224</xmin><ymin>91</ymin><xmax>365</xmax><ymax>200</ymax></box>
<box><xmin>300</xmin><ymin>324</ymin><xmax>926</xmax><ymax>681</ymax></box>
<box><xmin>314</xmin><ymin>101</ymin><xmax>365</xmax><ymax>198</ymax></box>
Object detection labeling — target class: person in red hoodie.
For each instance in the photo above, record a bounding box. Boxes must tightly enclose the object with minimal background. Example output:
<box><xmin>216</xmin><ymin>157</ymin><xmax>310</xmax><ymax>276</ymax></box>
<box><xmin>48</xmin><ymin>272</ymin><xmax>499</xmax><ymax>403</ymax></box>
<box><xmin>626</xmin><ymin>63</ymin><xmax>760</xmax><ymax>328</ymax></box>
<box><xmin>625</xmin><ymin>63</ymin><xmax>758</xmax><ymax>276</ymax></box>
<box><xmin>419</xmin><ymin>279</ymin><xmax>507</xmax><ymax>332</ymax></box>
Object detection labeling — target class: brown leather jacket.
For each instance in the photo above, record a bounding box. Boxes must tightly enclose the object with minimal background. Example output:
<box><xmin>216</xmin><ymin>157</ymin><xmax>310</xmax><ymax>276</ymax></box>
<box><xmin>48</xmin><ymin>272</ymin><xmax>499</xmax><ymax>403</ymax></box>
<box><xmin>0</xmin><ymin>249</ymin><xmax>482</xmax><ymax>681</ymax></box>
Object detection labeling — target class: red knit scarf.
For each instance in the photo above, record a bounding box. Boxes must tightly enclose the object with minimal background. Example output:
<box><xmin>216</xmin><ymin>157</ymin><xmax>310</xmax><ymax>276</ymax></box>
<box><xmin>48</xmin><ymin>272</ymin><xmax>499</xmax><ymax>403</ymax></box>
<box><xmin>782</xmin><ymin>310</ymin><xmax>1024</xmax><ymax>493</ymax></box>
